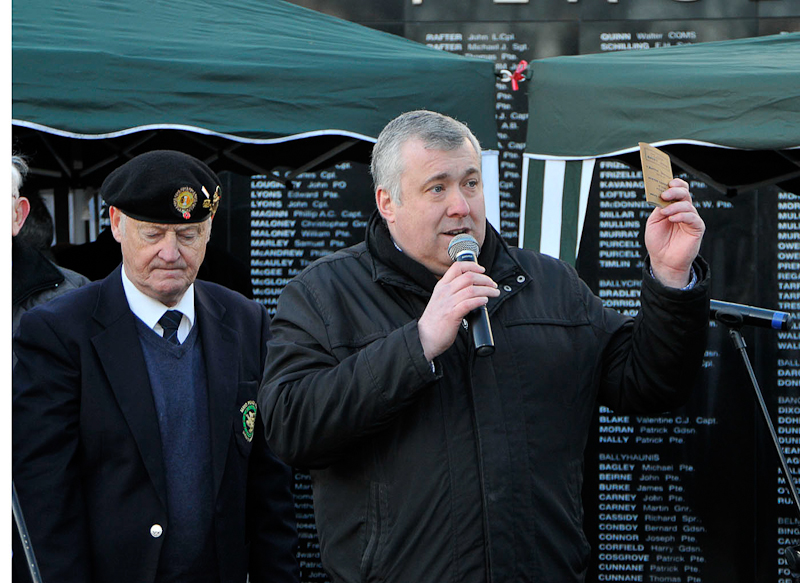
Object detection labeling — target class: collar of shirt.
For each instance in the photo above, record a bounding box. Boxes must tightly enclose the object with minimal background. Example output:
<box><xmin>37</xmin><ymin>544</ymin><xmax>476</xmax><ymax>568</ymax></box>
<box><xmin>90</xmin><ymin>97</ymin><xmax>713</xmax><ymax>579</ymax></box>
<box><xmin>120</xmin><ymin>267</ymin><xmax>196</xmax><ymax>343</ymax></box>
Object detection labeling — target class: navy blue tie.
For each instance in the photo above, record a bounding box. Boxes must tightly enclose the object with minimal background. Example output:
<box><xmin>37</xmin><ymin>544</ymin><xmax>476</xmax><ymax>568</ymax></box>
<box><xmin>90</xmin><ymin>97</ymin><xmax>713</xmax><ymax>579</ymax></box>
<box><xmin>158</xmin><ymin>310</ymin><xmax>183</xmax><ymax>345</ymax></box>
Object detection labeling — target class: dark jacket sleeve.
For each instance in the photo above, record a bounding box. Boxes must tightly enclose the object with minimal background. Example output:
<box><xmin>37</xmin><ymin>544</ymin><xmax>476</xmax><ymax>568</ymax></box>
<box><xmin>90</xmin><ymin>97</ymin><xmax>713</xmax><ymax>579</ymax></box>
<box><xmin>258</xmin><ymin>277</ymin><xmax>438</xmax><ymax>470</ymax></box>
<box><xmin>596</xmin><ymin>256</ymin><xmax>711</xmax><ymax>413</ymax></box>
<box><xmin>12</xmin><ymin>307</ymin><xmax>92</xmax><ymax>583</ymax></box>
<box><xmin>246</xmin><ymin>303</ymin><xmax>300</xmax><ymax>583</ymax></box>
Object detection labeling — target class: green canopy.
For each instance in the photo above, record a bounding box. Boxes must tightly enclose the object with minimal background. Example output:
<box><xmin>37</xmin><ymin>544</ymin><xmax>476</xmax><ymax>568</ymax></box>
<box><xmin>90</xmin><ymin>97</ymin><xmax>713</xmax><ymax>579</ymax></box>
<box><xmin>12</xmin><ymin>0</ymin><xmax>498</xmax><ymax>190</ymax></box>
<box><xmin>520</xmin><ymin>33</ymin><xmax>800</xmax><ymax>261</ymax></box>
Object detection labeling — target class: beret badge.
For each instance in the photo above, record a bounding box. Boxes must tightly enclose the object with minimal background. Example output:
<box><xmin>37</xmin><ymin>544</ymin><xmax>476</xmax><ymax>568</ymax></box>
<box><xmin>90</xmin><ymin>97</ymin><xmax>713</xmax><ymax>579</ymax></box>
<box><xmin>173</xmin><ymin>187</ymin><xmax>198</xmax><ymax>220</ymax></box>
<box><xmin>202</xmin><ymin>185</ymin><xmax>222</xmax><ymax>217</ymax></box>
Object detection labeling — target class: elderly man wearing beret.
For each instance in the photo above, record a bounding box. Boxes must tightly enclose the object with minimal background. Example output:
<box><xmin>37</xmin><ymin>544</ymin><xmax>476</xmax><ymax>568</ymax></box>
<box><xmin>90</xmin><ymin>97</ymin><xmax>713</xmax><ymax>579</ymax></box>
<box><xmin>12</xmin><ymin>151</ymin><xmax>299</xmax><ymax>583</ymax></box>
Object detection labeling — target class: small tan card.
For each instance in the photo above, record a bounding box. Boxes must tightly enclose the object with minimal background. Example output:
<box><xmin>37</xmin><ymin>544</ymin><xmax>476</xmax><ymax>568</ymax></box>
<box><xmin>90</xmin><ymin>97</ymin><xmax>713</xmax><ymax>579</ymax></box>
<box><xmin>639</xmin><ymin>142</ymin><xmax>674</xmax><ymax>208</ymax></box>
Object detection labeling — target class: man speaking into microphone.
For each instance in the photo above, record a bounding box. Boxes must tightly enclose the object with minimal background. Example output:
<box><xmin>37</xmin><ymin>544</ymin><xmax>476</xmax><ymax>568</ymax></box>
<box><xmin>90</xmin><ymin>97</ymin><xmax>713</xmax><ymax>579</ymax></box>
<box><xmin>260</xmin><ymin>110</ymin><xmax>710</xmax><ymax>583</ymax></box>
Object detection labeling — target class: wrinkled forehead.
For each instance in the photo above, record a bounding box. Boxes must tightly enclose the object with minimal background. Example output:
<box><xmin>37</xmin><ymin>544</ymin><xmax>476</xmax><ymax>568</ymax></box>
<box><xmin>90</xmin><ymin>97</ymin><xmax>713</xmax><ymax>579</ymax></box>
<box><xmin>127</xmin><ymin>213</ymin><xmax>211</xmax><ymax>234</ymax></box>
<box><xmin>406</xmin><ymin>137</ymin><xmax>482</xmax><ymax>171</ymax></box>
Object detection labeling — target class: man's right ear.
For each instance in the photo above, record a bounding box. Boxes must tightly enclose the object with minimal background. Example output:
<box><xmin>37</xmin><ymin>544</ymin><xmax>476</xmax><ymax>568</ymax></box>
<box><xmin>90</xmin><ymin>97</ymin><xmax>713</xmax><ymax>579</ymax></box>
<box><xmin>375</xmin><ymin>186</ymin><xmax>395</xmax><ymax>225</ymax></box>
<box><xmin>12</xmin><ymin>196</ymin><xmax>30</xmax><ymax>237</ymax></box>
<box><xmin>109</xmin><ymin>206</ymin><xmax>124</xmax><ymax>243</ymax></box>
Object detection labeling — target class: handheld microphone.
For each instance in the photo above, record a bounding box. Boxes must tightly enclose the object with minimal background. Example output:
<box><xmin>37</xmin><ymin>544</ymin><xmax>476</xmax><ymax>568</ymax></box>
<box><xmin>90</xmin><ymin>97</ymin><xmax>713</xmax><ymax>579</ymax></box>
<box><xmin>784</xmin><ymin>545</ymin><xmax>800</xmax><ymax>578</ymax></box>
<box><xmin>710</xmin><ymin>299</ymin><xmax>793</xmax><ymax>331</ymax></box>
<box><xmin>448</xmin><ymin>234</ymin><xmax>495</xmax><ymax>357</ymax></box>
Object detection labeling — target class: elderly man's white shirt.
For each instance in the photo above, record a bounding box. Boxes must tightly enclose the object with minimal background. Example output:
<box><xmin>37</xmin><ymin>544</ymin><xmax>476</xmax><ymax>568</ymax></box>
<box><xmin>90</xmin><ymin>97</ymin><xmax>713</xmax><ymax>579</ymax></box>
<box><xmin>120</xmin><ymin>266</ymin><xmax>195</xmax><ymax>343</ymax></box>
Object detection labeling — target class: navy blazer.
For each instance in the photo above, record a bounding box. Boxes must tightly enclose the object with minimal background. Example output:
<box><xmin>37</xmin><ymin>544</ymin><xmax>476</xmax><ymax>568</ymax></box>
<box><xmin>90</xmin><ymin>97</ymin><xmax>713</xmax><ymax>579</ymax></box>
<box><xmin>12</xmin><ymin>266</ymin><xmax>299</xmax><ymax>583</ymax></box>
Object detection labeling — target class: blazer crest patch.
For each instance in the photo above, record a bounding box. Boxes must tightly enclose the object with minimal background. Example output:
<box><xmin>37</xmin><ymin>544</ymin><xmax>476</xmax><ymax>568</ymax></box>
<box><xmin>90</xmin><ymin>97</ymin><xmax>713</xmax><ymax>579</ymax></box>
<box><xmin>240</xmin><ymin>400</ymin><xmax>257</xmax><ymax>443</ymax></box>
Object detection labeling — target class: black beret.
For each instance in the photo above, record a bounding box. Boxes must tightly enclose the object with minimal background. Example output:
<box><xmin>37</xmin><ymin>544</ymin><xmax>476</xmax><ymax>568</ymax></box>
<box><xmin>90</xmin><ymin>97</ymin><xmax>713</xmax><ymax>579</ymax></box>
<box><xmin>101</xmin><ymin>150</ymin><xmax>221</xmax><ymax>224</ymax></box>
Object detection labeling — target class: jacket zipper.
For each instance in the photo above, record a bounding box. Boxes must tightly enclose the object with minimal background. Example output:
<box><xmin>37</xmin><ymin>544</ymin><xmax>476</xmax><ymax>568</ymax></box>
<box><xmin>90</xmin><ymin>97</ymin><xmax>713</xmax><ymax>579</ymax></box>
<box><xmin>465</xmin><ymin>340</ymin><xmax>493</xmax><ymax>583</ymax></box>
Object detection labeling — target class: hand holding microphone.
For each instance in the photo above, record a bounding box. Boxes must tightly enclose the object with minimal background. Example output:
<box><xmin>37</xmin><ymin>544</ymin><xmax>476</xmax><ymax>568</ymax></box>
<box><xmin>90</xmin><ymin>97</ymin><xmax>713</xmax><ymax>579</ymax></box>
<box><xmin>417</xmin><ymin>234</ymin><xmax>499</xmax><ymax>361</ymax></box>
<box><xmin>448</xmin><ymin>234</ymin><xmax>496</xmax><ymax>356</ymax></box>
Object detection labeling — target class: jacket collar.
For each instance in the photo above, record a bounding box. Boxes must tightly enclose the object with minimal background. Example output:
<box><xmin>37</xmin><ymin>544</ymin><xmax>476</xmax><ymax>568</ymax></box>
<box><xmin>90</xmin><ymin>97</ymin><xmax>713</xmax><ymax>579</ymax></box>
<box><xmin>12</xmin><ymin>238</ymin><xmax>65</xmax><ymax>305</ymax></box>
<box><xmin>488</xmin><ymin>229</ymin><xmax>531</xmax><ymax>284</ymax></box>
<box><xmin>91</xmin><ymin>266</ymin><xmax>169</xmax><ymax>506</ymax></box>
<box><xmin>193</xmin><ymin>283</ymin><xmax>243</xmax><ymax>498</ymax></box>
<box><xmin>366</xmin><ymin>211</ymin><xmax>439</xmax><ymax>293</ymax></box>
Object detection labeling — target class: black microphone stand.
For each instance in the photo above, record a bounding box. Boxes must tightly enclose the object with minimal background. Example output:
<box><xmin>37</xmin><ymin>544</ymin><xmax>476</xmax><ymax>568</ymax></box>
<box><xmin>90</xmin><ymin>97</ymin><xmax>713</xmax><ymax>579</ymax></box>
<box><xmin>713</xmin><ymin>307</ymin><xmax>800</xmax><ymax>579</ymax></box>
<box><xmin>12</xmin><ymin>481</ymin><xmax>43</xmax><ymax>583</ymax></box>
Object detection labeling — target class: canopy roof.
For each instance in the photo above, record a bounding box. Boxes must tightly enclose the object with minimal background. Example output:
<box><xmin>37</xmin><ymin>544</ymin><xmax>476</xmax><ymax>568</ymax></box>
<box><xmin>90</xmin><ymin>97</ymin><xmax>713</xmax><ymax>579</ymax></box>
<box><xmin>520</xmin><ymin>33</ymin><xmax>800</xmax><ymax>260</ymax></box>
<box><xmin>524</xmin><ymin>33</ymin><xmax>800</xmax><ymax>196</ymax></box>
<box><xmin>12</xmin><ymin>0</ymin><xmax>498</xmax><ymax>189</ymax></box>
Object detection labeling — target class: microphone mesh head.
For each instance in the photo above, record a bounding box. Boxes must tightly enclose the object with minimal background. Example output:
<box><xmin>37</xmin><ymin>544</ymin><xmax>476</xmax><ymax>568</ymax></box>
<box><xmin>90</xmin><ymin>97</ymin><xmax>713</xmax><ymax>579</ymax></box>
<box><xmin>448</xmin><ymin>233</ymin><xmax>480</xmax><ymax>261</ymax></box>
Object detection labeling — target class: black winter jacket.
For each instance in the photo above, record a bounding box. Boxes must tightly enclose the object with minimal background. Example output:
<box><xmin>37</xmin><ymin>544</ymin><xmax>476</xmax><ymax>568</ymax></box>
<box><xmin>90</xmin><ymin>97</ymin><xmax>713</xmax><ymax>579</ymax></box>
<box><xmin>12</xmin><ymin>238</ymin><xmax>90</xmax><ymax>334</ymax></box>
<box><xmin>260</xmin><ymin>216</ymin><xmax>710</xmax><ymax>583</ymax></box>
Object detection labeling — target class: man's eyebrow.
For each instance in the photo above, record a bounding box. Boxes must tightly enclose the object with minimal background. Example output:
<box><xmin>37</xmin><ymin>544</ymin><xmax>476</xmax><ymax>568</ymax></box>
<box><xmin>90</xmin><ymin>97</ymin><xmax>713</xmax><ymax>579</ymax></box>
<box><xmin>423</xmin><ymin>172</ymin><xmax>452</xmax><ymax>186</ymax></box>
<box><xmin>422</xmin><ymin>167</ymin><xmax>480</xmax><ymax>187</ymax></box>
<box><xmin>175</xmin><ymin>227</ymin><xmax>203</xmax><ymax>236</ymax></box>
<box><xmin>140</xmin><ymin>223</ymin><xmax>167</xmax><ymax>232</ymax></box>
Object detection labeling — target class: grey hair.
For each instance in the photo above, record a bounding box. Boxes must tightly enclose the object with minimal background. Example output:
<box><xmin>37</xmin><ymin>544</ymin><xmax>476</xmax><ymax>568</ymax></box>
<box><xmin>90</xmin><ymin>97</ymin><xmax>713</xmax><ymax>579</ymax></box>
<box><xmin>12</xmin><ymin>155</ymin><xmax>29</xmax><ymax>197</ymax></box>
<box><xmin>370</xmin><ymin>110</ymin><xmax>482</xmax><ymax>205</ymax></box>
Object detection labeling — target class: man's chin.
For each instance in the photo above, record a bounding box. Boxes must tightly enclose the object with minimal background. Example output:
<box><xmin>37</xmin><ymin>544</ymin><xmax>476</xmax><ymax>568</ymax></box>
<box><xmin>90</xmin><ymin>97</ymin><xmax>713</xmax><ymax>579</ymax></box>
<box><xmin>150</xmin><ymin>280</ymin><xmax>190</xmax><ymax>305</ymax></box>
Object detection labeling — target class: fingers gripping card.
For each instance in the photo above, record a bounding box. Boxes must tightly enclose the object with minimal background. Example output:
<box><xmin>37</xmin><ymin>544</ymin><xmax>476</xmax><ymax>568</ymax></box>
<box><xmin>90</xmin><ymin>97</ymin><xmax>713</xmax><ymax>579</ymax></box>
<box><xmin>639</xmin><ymin>142</ymin><xmax>674</xmax><ymax>208</ymax></box>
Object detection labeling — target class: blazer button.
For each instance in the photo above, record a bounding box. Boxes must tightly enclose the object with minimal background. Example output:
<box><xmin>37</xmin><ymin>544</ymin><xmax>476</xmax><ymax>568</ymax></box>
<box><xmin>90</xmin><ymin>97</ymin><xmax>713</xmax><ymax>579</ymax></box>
<box><xmin>150</xmin><ymin>524</ymin><xmax>163</xmax><ymax>538</ymax></box>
